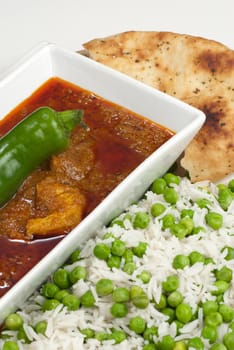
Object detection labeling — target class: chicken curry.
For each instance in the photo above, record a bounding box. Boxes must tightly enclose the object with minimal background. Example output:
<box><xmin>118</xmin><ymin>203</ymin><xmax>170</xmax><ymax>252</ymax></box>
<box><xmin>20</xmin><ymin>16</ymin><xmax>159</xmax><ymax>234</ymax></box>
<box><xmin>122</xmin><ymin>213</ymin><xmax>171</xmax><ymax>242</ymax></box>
<box><xmin>0</xmin><ymin>77</ymin><xmax>174</xmax><ymax>296</ymax></box>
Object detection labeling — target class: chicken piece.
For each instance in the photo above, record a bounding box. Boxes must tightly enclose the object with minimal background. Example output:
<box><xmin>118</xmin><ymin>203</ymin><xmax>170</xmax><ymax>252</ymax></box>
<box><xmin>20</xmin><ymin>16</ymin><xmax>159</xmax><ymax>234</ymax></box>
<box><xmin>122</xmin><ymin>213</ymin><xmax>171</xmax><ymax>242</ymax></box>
<box><xmin>26</xmin><ymin>177</ymin><xmax>86</xmax><ymax>237</ymax></box>
<box><xmin>51</xmin><ymin>140</ymin><xmax>95</xmax><ymax>184</ymax></box>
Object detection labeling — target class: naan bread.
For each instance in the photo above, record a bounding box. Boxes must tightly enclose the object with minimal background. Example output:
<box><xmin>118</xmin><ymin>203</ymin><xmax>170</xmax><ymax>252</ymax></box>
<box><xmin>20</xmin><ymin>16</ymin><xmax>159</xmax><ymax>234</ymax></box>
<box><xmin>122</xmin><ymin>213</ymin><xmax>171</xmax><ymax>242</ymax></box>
<box><xmin>82</xmin><ymin>31</ymin><xmax>234</xmax><ymax>182</ymax></box>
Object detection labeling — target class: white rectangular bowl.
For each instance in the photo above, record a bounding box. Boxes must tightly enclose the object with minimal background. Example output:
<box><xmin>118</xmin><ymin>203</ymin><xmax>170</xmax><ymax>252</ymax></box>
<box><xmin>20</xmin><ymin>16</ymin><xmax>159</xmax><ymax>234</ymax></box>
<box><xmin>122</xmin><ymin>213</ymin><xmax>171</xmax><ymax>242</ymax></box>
<box><xmin>0</xmin><ymin>43</ymin><xmax>205</xmax><ymax>322</ymax></box>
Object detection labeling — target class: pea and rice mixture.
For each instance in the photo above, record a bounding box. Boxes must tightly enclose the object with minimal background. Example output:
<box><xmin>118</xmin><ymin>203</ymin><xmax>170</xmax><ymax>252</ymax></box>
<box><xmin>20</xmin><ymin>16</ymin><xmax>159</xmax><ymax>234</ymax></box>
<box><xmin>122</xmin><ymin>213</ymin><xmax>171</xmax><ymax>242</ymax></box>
<box><xmin>1</xmin><ymin>174</ymin><xmax>234</xmax><ymax>350</ymax></box>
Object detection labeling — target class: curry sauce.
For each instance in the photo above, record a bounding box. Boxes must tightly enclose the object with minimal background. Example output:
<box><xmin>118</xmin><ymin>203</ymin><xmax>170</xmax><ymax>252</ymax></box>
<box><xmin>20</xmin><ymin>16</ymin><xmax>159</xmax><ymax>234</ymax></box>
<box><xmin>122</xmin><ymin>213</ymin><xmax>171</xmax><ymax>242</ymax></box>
<box><xmin>0</xmin><ymin>77</ymin><xmax>174</xmax><ymax>296</ymax></box>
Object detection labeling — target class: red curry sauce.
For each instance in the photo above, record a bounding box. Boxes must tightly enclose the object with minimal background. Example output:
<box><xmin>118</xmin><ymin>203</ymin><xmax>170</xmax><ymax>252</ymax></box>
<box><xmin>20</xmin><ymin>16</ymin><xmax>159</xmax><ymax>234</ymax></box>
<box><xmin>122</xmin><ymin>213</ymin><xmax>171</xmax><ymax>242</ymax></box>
<box><xmin>0</xmin><ymin>77</ymin><xmax>174</xmax><ymax>296</ymax></box>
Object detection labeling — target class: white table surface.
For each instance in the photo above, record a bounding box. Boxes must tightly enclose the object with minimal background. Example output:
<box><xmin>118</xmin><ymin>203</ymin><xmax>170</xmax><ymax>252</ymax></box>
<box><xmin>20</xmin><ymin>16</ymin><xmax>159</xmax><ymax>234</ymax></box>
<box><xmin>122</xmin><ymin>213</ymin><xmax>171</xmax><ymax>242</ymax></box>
<box><xmin>0</xmin><ymin>0</ymin><xmax>234</xmax><ymax>78</ymax></box>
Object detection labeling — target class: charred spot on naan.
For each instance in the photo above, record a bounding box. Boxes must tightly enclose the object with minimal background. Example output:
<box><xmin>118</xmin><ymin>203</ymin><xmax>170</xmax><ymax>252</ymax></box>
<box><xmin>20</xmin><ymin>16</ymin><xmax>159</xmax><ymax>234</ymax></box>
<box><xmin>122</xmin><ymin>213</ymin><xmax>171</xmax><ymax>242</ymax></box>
<box><xmin>198</xmin><ymin>99</ymin><xmax>226</xmax><ymax>134</ymax></box>
<box><xmin>197</xmin><ymin>50</ymin><xmax>234</xmax><ymax>75</ymax></box>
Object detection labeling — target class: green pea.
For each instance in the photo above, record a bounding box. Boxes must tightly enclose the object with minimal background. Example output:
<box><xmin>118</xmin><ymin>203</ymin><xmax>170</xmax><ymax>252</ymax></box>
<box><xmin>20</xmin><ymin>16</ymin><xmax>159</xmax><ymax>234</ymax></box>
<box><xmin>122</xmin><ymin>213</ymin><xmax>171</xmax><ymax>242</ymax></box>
<box><xmin>211</xmin><ymin>280</ymin><xmax>230</xmax><ymax>296</ymax></box>
<box><xmin>132</xmin><ymin>242</ymin><xmax>148</xmax><ymax>257</ymax></box>
<box><xmin>176</xmin><ymin>303</ymin><xmax>193</xmax><ymax>323</ymax></box>
<box><xmin>196</xmin><ymin>198</ymin><xmax>211</xmax><ymax>209</ymax></box>
<box><xmin>143</xmin><ymin>325</ymin><xmax>158</xmax><ymax>341</ymax></box>
<box><xmin>133</xmin><ymin>212</ymin><xmax>150</xmax><ymax>229</ymax></box>
<box><xmin>219</xmin><ymin>183</ymin><xmax>230</xmax><ymax>193</ymax></box>
<box><xmin>228</xmin><ymin>179</ymin><xmax>234</xmax><ymax>192</ymax></box>
<box><xmin>189</xmin><ymin>251</ymin><xmax>205</xmax><ymax>265</ymax></box>
<box><xmin>110</xmin><ymin>303</ymin><xmax>128</xmax><ymax>318</ymax></box>
<box><xmin>154</xmin><ymin>294</ymin><xmax>167</xmax><ymax>310</ymax></box>
<box><xmin>151</xmin><ymin>203</ymin><xmax>166</xmax><ymax>217</ymax></box>
<box><xmin>162</xmin><ymin>307</ymin><xmax>175</xmax><ymax>323</ymax></box>
<box><xmin>167</xmin><ymin>290</ymin><xmax>183</xmax><ymax>308</ymax></box>
<box><xmin>112</xmin><ymin>287</ymin><xmax>130</xmax><ymax>303</ymax></box>
<box><xmin>216</xmin><ymin>295</ymin><xmax>224</xmax><ymax>304</ymax></box>
<box><xmin>2</xmin><ymin>341</ymin><xmax>19</xmax><ymax>350</ymax></box>
<box><xmin>218</xmin><ymin>187</ymin><xmax>233</xmax><ymax>210</ymax></box>
<box><xmin>130</xmin><ymin>285</ymin><xmax>144</xmax><ymax>299</ymax></box>
<box><xmin>54</xmin><ymin>289</ymin><xmax>70</xmax><ymax>301</ymax></box>
<box><xmin>4</xmin><ymin>313</ymin><xmax>23</xmax><ymax>331</ymax></box>
<box><xmin>223</xmin><ymin>331</ymin><xmax>234</xmax><ymax>350</ymax></box>
<box><xmin>17</xmin><ymin>327</ymin><xmax>30</xmax><ymax>343</ymax></box>
<box><xmin>201</xmin><ymin>325</ymin><xmax>218</xmax><ymax>343</ymax></box>
<box><xmin>179</xmin><ymin>217</ymin><xmax>194</xmax><ymax>235</ymax></box>
<box><xmin>210</xmin><ymin>344</ymin><xmax>227</xmax><ymax>350</ymax></box>
<box><xmin>172</xmin><ymin>254</ymin><xmax>190</xmax><ymax>269</ymax></box>
<box><xmin>41</xmin><ymin>283</ymin><xmax>59</xmax><ymax>298</ymax></box>
<box><xmin>0</xmin><ymin>334</ymin><xmax>11</xmax><ymax>341</ymax></box>
<box><xmin>173</xmin><ymin>341</ymin><xmax>187</xmax><ymax>350</ymax></box>
<box><xmin>205</xmin><ymin>212</ymin><xmax>223</xmax><ymax>230</ymax></box>
<box><xmin>93</xmin><ymin>243</ymin><xmax>111</xmax><ymax>260</ymax></box>
<box><xmin>143</xmin><ymin>344</ymin><xmax>157</xmax><ymax>350</ymax></box>
<box><xmin>162</xmin><ymin>275</ymin><xmax>179</xmax><ymax>292</ymax></box>
<box><xmin>181</xmin><ymin>208</ymin><xmax>194</xmax><ymax>219</ymax></box>
<box><xmin>103</xmin><ymin>232</ymin><xmax>115</xmax><ymax>240</ymax></box>
<box><xmin>164</xmin><ymin>173</ymin><xmax>180</xmax><ymax>186</ymax></box>
<box><xmin>53</xmin><ymin>268</ymin><xmax>70</xmax><ymax>289</ymax></box>
<box><xmin>222</xmin><ymin>246</ymin><xmax>234</xmax><ymax>261</ymax></box>
<box><xmin>123</xmin><ymin>262</ymin><xmax>136</xmax><ymax>275</ymax></box>
<box><xmin>42</xmin><ymin>298</ymin><xmax>60</xmax><ymax>311</ymax></box>
<box><xmin>110</xmin><ymin>329</ymin><xmax>126</xmax><ymax>344</ymax></box>
<box><xmin>80</xmin><ymin>328</ymin><xmax>95</xmax><ymax>339</ymax></box>
<box><xmin>205</xmin><ymin>312</ymin><xmax>223</xmax><ymax>327</ymax></box>
<box><xmin>191</xmin><ymin>307</ymin><xmax>199</xmax><ymax>321</ymax></box>
<box><xmin>111</xmin><ymin>239</ymin><xmax>126</xmax><ymax>257</ymax></box>
<box><xmin>62</xmin><ymin>294</ymin><xmax>80</xmax><ymax>311</ymax></box>
<box><xmin>219</xmin><ymin>304</ymin><xmax>234</xmax><ymax>323</ymax></box>
<box><xmin>96</xmin><ymin>278</ymin><xmax>114</xmax><ymax>296</ymax></box>
<box><xmin>123</xmin><ymin>213</ymin><xmax>133</xmax><ymax>222</ymax></box>
<box><xmin>192</xmin><ymin>226</ymin><xmax>206</xmax><ymax>235</ymax></box>
<box><xmin>95</xmin><ymin>332</ymin><xmax>111</xmax><ymax>342</ymax></box>
<box><xmin>217</xmin><ymin>183</ymin><xmax>228</xmax><ymax>191</ymax></box>
<box><xmin>170</xmin><ymin>223</ymin><xmax>188</xmax><ymax>239</ymax></box>
<box><xmin>123</xmin><ymin>248</ymin><xmax>134</xmax><ymax>263</ymax></box>
<box><xmin>157</xmin><ymin>334</ymin><xmax>175</xmax><ymax>350</ymax></box>
<box><xmin>161</xmin><ymin>214</ymin><xmax>175</xmax><ymax>230</ymax></box>
<box><xmin>34</xmin><ymin>320</ymin><xmax>47</xmax><ymax>335</ymax></box>
<box><xmin>215</xmin><ymin>266</ymin><xmax>233</xmax><ymax>283</ymax></box>
<box><xmin>129</xmin><ymin>316</ymin><xmax>146</xmax><ymax>334</ymax></box>
<box><xmin>110</xmin><ymin>219</ymin><xmax>125</xmax><ymax>228</ymax></box>
<box><xmin>204</xmin><ymin>257</ymin><xmax>215</xmax><ymax>265</ymax></box>
<box><xmin>229</xmin><ymin>322</ymin><xmax>234</xmax><ymax>332</ymax></box>
<box><xmin>151</xmin><ymin>178</ymin><xmax>167</xmax><ymax>194</ymax></box>
<box><xmin>137</xmin><ymin>270</ymin><xmax>152</xmax><ymax>284</ymax></box>
<box><xmin>202</xmin><ymin>300</ymin><xmax>219</xmax><ymax>317</ymax></box>
<box><xmin>80</xmin><ymin>290</ymin><xmax>95</xmax><ymax>307</ymax></box>
<box><xmin>69</xmin><ymin>266</ymin><xmax>87</xmax><ymax>284</ymax></box>
<box><xmin>187</xmin><ymin>337</ymin><xmax>204</xmax><ymax>350</ymax></box>
<box><xmin>132</xmin><ymin>294</ymin><xmax>149</xmax><ymax>309</ymax></box>
<box><xmin>107</xmin><ymin>255</ymin><xmax>121</xmax><ymax>269</ymax></box>
<box><xmin>130</xmin><ymin>285</ymin><xmax>149</xmax><ymax>309</ymax></box>
<box><xmin>173</xmin><ymin>320</ymin><xmax>184</xmax><ymax>335</ymax></box>
<box><xmin>163</xmin><ymin>187</ymin><xmax>178</xmax><ymax>204</ymax></box>
<box><xmin>69</xmin><ymin>249</ymin><xmax>81</xmax><ymax>263</ymax></box>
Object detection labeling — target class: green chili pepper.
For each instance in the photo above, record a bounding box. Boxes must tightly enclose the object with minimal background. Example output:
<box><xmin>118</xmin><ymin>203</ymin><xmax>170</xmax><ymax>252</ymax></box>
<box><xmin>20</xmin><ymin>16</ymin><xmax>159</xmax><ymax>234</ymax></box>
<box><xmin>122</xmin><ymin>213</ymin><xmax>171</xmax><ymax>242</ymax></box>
<box><xmin>0</xmin><ymin>106</ymin><xmax>86</xmax><ymax>207</ymax></box>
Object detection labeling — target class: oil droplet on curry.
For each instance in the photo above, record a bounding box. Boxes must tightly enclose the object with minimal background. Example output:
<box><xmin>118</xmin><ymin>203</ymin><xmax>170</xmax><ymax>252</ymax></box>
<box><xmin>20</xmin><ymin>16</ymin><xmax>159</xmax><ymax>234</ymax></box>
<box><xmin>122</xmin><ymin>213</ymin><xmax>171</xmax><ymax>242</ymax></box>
<box><xmin>0</xmin><ymin>77</ymin><xmax>174</xmax><ymax>296</ymax></box>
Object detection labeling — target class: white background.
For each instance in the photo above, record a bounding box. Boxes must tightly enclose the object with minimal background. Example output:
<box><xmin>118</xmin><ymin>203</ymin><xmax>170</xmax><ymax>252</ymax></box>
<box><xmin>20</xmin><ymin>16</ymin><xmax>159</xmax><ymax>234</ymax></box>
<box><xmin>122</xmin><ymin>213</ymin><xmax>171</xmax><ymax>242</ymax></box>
<box><xmin>0</xmin><ymin>0</ymin><xmax>234</xmax><ymax>77</ymax></box>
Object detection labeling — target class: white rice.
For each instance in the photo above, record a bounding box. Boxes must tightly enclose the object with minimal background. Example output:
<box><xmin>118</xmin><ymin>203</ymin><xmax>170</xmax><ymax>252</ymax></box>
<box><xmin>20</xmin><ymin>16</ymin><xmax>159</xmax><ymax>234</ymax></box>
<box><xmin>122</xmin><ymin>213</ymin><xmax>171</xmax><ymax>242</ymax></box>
<box><xmin>1</xmin><ymin>176</ymin><xmax>234</xmax><ymax>350</ymax></box>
